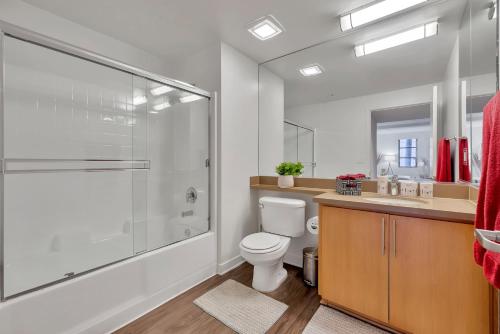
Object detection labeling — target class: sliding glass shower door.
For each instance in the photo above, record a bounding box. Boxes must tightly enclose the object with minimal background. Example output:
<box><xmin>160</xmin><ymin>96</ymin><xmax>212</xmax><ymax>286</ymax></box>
<box><xmin>2</xmin><ymin>35</ymin><xmax>210</xmax><ymax>298</ymax></box>
<box><xmin>284</xmin><ymin>121</ymin><xmax>315</xmax><ymax>177</ymax></box>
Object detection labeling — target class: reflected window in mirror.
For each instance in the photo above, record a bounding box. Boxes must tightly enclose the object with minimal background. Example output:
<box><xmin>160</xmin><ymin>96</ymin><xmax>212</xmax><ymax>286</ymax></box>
<box><xmin>399</xmin><ymin>139</ymin><xmax>418</xmax><ymax>168</ymax></box>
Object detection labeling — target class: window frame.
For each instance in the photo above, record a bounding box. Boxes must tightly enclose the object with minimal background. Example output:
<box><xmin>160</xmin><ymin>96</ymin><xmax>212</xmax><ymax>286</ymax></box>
<box><xmin>398</xmin><ymin>138</ymin><xmax>418</xmax><ymax>168</ymax></box>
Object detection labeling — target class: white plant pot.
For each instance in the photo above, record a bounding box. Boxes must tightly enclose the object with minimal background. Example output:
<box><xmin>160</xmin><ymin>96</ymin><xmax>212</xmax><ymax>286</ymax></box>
<box><xmin>277</xmin><ymin>175</ymin><xmax>294</xmax><ymax>188</ymax></box>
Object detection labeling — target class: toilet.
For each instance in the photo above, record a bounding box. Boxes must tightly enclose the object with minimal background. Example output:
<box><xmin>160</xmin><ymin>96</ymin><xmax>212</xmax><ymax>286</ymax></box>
<box><xmin>240</xmin><ymin>197</ymin><xmax>305</xmax><ymax>292</ymax></box>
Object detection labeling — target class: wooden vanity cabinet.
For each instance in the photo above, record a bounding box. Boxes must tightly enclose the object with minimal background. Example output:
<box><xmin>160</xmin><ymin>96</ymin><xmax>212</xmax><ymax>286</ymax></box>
<box><xmin>319</xmin><ymin>206</ymin><xmax>491</xmax><ymax>334</ymax></box>
<box><xmin>319</xmin><ymin>206</ymin><xmax>390</xmax><ymax>323</ymax></box>
<box><xmin>389</xmin><ymin>215</ymin><xmax>490</xmax><ymax>334</ymax></box>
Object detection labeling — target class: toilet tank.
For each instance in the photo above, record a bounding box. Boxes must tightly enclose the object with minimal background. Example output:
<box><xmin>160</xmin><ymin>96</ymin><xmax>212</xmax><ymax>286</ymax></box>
<box><xmin>259</xmin><ymin>197</ymin><xmax>305</xmax><ymax>237</ymax></box>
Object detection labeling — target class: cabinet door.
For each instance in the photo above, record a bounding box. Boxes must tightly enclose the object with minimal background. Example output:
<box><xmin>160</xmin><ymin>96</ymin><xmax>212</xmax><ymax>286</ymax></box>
<box><xmin>389</xmin><ymin>216</ymin><xmax>491</xmax><ymax>334</ymax></box>
<box><xmin>319</xmin><ymin>206</ymin><xmax>389</xmax><ymax>323</ymax></box>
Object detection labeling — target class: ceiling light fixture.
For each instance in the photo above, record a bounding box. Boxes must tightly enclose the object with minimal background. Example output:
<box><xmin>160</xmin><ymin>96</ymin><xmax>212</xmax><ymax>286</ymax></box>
<box><xmin>133</xmin><ymin>96</ymin><xmax>147</xmax><ymax>106</ymax></box>
<box><xmin>340</xmin><ymin>0</ymin><xmax>428</xmax><ymax>31</ymax></box>
<box><xmin>180</xmin><ymin>94</ymin><xmax>204</xmax><ymax>103</ymax></box>
<box><xmin>248</xmin><ymin>15</ymin><xmax>284</xmax><ymax>41</ymax></box>
<box><xmin>150</xmin><ymin>85</ymin><xmax>174</xmax><ymax>96</ymax></box>
<box><xmin>354</xmin><ymin>21</ymin><xmax>438</xmax><ymax>57</ymax></box>
<box><xmin>299</xmin><ymin>64</ymin><xmax>324</xmax><ymax>77</ymax></box>
<box><xmin>153</xmin><ymin>102</ymin><xmax>171</xmax><ymax>111</ymax></box>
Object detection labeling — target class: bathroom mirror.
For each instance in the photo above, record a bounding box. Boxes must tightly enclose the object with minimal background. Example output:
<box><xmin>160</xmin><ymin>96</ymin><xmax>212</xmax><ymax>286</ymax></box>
<box><xmin>258</xmin><ymin>0</ymin><xmax>498</xmax><ymax>182</ymax></box>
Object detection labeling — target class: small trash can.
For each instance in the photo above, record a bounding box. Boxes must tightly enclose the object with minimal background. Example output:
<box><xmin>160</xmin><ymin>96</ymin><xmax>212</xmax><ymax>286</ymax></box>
<box><xmin>303</xmin><ymin>247</ymin><xmax>318</xmax><ymax>287</ymax></box>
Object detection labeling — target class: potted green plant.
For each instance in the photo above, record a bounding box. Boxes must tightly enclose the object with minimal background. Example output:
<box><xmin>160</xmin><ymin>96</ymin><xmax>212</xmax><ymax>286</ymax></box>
<box><xmin>275</xmin><ymin>162</ymin><xmax>304</xmax><ymax>188</ymax></box>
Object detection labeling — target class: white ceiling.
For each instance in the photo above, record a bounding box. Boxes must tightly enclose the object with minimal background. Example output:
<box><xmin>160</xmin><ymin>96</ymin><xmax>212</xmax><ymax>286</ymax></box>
<box><xmin>262</xmin><ymin>0</ymin><xmax>480</xmax><ymax>107</ymax></box>
<box><xmin>22</xmin><ymin>0</ymin><xmax>391</xmax><ymax>64</ymax></box>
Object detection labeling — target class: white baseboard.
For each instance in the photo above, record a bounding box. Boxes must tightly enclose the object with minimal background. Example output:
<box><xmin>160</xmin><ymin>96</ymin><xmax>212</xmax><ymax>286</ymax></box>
<box><xmin>217</xmin><ymin>255</ymin><xmax>245</xmax><ymax>275</ymax></box>
<box><xmin>80</xmin><ymin>263</ymin><xmax>216</xmax><ymax>334</ymax></box>
<box><xmin>284</xmin><ymin>252</ymin><xmax>303</xmax><ymax>268</ymax></box>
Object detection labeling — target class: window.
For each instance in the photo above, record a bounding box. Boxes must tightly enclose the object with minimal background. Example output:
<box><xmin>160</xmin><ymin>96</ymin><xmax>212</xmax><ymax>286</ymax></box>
<box><xmin>399</xmin><ymin>138</ymin><xmax>417</xmax><ymax>167</ymax></box>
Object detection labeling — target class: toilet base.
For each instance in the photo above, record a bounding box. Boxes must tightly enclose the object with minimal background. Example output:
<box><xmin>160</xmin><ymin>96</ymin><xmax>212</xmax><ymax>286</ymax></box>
<box><xmin>251</xmin><ymin>260</ymin><xmax>288</xmax><ymax>292</ymax></box>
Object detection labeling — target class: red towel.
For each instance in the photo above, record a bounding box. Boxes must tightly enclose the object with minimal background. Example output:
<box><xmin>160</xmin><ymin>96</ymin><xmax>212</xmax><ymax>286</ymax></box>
<box><xmin>474</xmin><ymin>92</ymin><xmax>500</xmax><ymax>288</ymax></box>
<box><xmin>436</xmin><ymin>138</ymin><xmax>452</xmax><ymax>182</ymax></box>
<box><xmin>458</xmin><ymin>137</ymin><xmax>471</xmax><ymax>182</ymax></box>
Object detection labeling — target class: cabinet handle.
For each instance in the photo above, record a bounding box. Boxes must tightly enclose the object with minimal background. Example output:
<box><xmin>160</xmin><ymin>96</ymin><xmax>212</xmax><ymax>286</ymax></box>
<box><xmin>392</xmin><ymin>220</ymin><xmax>397</xmax><ymax>257</ymax></box>
<box><xmin>381</xmin><ymin>218</ymin><xmax>385</xmax><ymax>256</ymax></box>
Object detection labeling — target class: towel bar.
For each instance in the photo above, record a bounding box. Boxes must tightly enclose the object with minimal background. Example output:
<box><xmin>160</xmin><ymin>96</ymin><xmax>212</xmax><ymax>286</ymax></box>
<box><xmin>475</xmin><ymin>229</ymin><xmax>500</xmax><ymax>253</ymax></box>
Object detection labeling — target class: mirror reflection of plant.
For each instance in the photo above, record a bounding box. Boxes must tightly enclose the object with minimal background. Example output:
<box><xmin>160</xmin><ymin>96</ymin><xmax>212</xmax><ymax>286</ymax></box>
<box><xmin>275</xmin><ymin>162</ymin><xmax>304</xmax><ymax>176</ymax></box>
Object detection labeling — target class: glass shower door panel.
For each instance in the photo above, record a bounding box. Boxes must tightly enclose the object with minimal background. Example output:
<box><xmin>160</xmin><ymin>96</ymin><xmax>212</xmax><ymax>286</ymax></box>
<box><xmin>131</xmin><ymin>77</ymin><xmax>149</xmax><ymax>254</ymax></box>
<box><xmin>3</xmin><ymin>37</ymin><xmax>136</xmax><ymax>296</ymax></box>
<box><xmin>3</xmin><ymin>172</ymin><xmax>134</xmax><ymax>297</ymax></box>
<box><xmin>147</xmin><ymin>81</ymin><xmax>209</xmax><ymax>250</ymax></box>
<box><xmin>4</xmin><ymin>36</ymin><xmax>134</xmax><ymax>160</ymax></box>
<box><xmin>298</xmin><ymin>128</ymin><xmax>314</xmax><ymax>177</ymax></box>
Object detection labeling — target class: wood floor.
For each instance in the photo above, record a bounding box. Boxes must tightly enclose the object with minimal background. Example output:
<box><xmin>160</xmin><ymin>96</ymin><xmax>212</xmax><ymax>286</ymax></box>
<box><xmin>114</xmin><ymin>262</ymin><xmax>321</xmax><ymax>334</ymax></box>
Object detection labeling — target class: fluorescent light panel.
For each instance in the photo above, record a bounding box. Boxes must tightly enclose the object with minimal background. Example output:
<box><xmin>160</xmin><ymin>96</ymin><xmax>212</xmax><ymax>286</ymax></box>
<box><xmin>355</xmin><ymin>21</ymin><xmax>438</xmax><ymax>57</ymax></box>
<box><xmin>153</xmin><ymin>102</ymin><xmax>171</xmax><ymax>111</ymax></box>
<box><xmin>150</xmin><ymin>85</ymin><xmax>174</xmax><ymax>96</ymax></box>
<box><xmin>300</xmin><ymin>64</ymin><xmax>324</xmax><ymax>77</ymax></box>
<box><xmin>133</xmin><ymin>96</ymin><xmax>147</xmax><ymax>106</ymax></box>
<box><xmin>340</xmin><ymin>0</ymin><xmax>428</xmax><ymax>31</ymax></box>
<box><xmin>180</xmin><ymin>94</ymin><xmax>204</xmax><ymax>103</ymax></box>
<box><xmin>248</xmin><ymin>15</ymin><xmax>284</xmax><ymax>40</ymax></box>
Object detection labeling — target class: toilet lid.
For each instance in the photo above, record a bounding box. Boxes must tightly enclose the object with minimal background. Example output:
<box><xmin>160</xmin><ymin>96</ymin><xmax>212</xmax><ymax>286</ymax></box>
<box><xmin>241</xmin><ymin>232</ymin><xmax>281</xmax><ymax>251</ymax></box>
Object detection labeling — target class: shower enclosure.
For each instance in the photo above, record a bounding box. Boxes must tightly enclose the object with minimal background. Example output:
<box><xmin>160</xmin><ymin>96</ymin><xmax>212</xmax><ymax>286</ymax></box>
<box><xmin>284</xmin><ymin>120</ymin><xmax>315</xmax><ymax>177</ymax></box>
<box><xmin>0</xmin><ymin>26</ymin><xmax>210</xmax><ymax>298</ymax></box>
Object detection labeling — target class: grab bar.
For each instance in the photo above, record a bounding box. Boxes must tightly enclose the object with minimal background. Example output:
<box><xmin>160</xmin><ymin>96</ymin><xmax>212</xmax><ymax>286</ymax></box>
<box><xmin>475</xmin><ymin>229</ymin><xmax>500</xmax><ymax>253</ymax></box>
<box><xmin>1</xmin><ymin>159</ymin><xmax>150</xmax><ymax>173</ymax></box>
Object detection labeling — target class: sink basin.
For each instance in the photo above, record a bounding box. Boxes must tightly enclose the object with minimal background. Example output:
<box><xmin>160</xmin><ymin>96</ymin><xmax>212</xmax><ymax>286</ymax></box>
<box><xmin>363</xmin><ymin>197</ymin><xmax>425</xmax><ymax>206</ymax></box>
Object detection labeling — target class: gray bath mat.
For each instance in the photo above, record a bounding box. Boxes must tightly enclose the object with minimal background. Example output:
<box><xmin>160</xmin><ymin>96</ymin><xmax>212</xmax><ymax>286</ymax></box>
<box><xmin>193</xmin><ymin>279</ymin><xmax>288</xmax><ymax>334</ymax></box>
<box><xmin>303</xmin><ymin>306</ymin><xmax>390</xmax><ymax>334</ymax></box>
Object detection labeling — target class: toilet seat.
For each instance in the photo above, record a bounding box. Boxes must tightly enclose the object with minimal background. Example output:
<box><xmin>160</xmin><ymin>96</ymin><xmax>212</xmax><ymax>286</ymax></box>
<box><xmin>240</xmin><ymin>232</ymin><xmax>286</xmax><ymax>254</ymax></box>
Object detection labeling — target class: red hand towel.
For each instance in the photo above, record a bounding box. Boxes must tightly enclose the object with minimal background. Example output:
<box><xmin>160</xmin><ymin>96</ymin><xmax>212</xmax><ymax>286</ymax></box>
<box><xmin>458</xmin><ymin>137</ymin><xmax>471</xmax><ymax>182</ymax></box>
<box><xmin>436</xmin><ymin>138</ymin><xmax>452</xmax><ymax>182</ymax></box>
<box><xmin>474</xmin><ymin>92</ymin><xmax>500</xmax><ymax>288</ymax></box>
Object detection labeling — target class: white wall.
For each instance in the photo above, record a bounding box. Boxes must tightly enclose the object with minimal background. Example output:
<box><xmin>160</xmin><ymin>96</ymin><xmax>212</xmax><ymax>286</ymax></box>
<box><xmin>218</xmin><ymin>43</ymin><xmax>259</xmax><ymax>273</ymax></box>
<box><xmin>258</xmin><ymin>67</ymin><xmax>284</xmax><ymax>176</ymax></box>
<box><xmin>170</xmin><ymin>42</ymin><xmax>261</xmax><ymax>275</ymax></box>
<box><xmin>285</xmin><ymin>84</ymin><xmax>435</xmax><ymax>179</ymax></box>
<box><xmin>443</xmin><ymin>36</ymin><xmax>460</xmax><ymax>178</ymax></box>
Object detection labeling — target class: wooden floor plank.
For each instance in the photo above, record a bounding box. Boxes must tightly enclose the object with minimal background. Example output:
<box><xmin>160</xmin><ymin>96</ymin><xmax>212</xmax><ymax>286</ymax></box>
<box><xmin>114</xmin><ymin>263</ymin><xmax>320</xmax><ymax>334</ymax></box>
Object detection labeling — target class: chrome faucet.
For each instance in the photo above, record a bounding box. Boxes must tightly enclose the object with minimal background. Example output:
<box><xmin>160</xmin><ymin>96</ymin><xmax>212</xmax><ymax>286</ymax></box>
<box><xmin>390</xmin><ymin>175</ymin><xmax>399</xmax><ymax>196</ymax></box>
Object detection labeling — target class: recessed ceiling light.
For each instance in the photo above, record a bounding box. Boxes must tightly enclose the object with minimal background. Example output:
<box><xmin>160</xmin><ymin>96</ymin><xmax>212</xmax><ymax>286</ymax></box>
<box><xmin>299</xmin><ymin>64</ymin><xmax>324</xmax><ymax>77</ymax></box>
<box><xmin>180</xmin><ymin>94</ymin><xmax>204</xmax><ymax>103</ymax></box>
<box><xmin>153</xmin><ymin>102</ymin><xmax>171</xmax><ymax>111</ymax></box>
<box><xmin>340</xmin><ymin>0</ymin><xmax>428</xmax><ymax>31</ymax></box>
<box><xmin>133</xmin><ymin>96</ymin><xmax>147</xmax><ymax>106</ymax></box>
<box><xmin>248</xmin><ymin>15</ymin><xmax>284</xmax><ymax>41</ymax></box>
<box><xmin>150</xmin><ymin>85</ymin><xmax>174</xmax><ymax>96</ymax></box>
<box><xmin>355</xmin><ymin>21</ymin><xmax>438</xmax><ymax>57</ymax></box>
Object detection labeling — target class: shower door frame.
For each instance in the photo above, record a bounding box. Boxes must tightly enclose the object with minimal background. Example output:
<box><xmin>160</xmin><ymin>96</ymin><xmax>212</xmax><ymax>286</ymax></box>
<box><xmin>284</xmin><ymin>120</ymin><xmax>316</xmax><ymax>177</ymax></box>
<box><xmin>0</xmin><ymin>21</ymin><xmax>213</xmax><ymax>300</ymax></box>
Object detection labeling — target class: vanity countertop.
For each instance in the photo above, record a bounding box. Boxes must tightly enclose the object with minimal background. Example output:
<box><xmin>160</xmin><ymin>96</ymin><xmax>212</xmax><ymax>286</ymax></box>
<box><xmin>313</xmin><ymin>192</ymin><xmax>477</xmax><ymax>224</ymax></box>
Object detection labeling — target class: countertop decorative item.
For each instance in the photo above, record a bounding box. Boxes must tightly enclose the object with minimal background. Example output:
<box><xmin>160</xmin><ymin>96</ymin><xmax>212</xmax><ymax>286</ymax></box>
<box><xmin>275</xmin><ymin>162</ymin><xmax>304</xmax><ymax>188</ymax></box>
<box><xmin>336</xmin><ymin>174</ymin><xmax>365</xmax><ymax>196</ymax></box>
<box><xmin>420</xmin><ymin>182</ymin><xmax>434</xmax><ymax>198</ymax></box>
<box><xmin>377</xmin><ymin>176</ymin><xmax>389</xmax><ymax>195</ymax></box>
<box><xmin>400</xmin><ymin>180</ymin><xmax>418</xmax><ymax>197</ymax></box>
